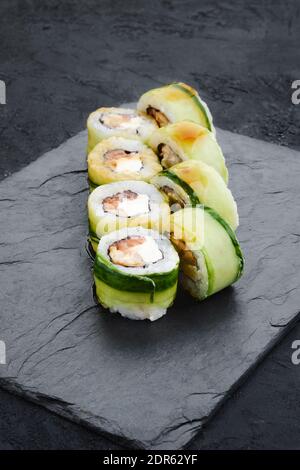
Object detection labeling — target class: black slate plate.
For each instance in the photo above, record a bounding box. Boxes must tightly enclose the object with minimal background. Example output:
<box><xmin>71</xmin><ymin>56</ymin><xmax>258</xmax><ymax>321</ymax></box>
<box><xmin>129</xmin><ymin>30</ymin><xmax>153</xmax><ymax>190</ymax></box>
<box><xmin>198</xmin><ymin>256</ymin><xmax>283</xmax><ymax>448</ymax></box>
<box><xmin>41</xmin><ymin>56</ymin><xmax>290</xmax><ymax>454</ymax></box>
<box><xmin>0</xmin><ymin>124</ymin><xmax>299</xmax><ymax>449</ymax></box>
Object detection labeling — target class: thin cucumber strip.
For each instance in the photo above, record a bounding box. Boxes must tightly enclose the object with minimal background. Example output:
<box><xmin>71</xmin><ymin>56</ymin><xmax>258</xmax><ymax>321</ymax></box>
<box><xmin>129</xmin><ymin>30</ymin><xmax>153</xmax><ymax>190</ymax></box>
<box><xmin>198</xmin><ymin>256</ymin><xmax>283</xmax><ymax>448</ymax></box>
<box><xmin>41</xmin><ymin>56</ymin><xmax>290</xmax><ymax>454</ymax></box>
<box><xmin>159</xmin><ymin>170</ymin><xmax>201</xmax><ymax>207</ymax></box>
<box><xmin>94</xmin><ymin>254</ymin><xmax>178</xmax><ymax>294</ymax></box>
<box><xmin>203</xmin><ymin>206</ymin><xmax>244</xmax><ymax>281</ymax></box>
<box><xmin>171</xmin><ymin>83</ymin><xmax>212</xmax><ymax>131</ymax></box>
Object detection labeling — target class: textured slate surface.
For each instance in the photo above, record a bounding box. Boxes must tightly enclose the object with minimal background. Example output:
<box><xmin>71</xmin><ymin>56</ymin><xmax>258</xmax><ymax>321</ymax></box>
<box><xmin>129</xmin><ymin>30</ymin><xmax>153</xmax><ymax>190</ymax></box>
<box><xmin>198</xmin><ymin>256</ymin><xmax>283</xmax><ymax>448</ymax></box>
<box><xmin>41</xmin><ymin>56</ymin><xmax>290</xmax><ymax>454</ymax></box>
<box><xmin>1</xmin><ymin>0</ymin><xmax>299</xmax><ymax>183</ymax></box>
<box><xmin>1</xmin><ymin>0</ymin><xmax>300</xmax><ymax>451</ymax></box>
<box><xmin>0</xmin><ymin>127</ymin><xmax>299</xmax><ymax>449</ymax></box>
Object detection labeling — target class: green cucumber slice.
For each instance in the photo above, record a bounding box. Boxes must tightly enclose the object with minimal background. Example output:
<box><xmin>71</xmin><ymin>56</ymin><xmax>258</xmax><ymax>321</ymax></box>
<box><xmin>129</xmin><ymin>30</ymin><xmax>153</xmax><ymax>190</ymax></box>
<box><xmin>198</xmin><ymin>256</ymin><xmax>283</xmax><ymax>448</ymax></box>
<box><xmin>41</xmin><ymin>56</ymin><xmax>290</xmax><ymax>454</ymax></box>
<box><xmin>159</xmin><ymin>170</ymin><xmax>201</xmax><ymax>207</ymax></box>
<box><xmin>171</xmin><ymin>83</ymin><xmax>212</xmax><ymax>132</ymax></box>
<box><xmin>171</xmin><ymin>207</ymin><xmax>244</xmax><ymax>300</ymax></box>
<box><xmin>203</xmin><ymin>206</ymin><xmax>244</xmax><ymax>281</ymax></box>
<box><xmin>94</xmin><ymin>253</ymin><xmax>178</xmax><ymax>294</ymax></box>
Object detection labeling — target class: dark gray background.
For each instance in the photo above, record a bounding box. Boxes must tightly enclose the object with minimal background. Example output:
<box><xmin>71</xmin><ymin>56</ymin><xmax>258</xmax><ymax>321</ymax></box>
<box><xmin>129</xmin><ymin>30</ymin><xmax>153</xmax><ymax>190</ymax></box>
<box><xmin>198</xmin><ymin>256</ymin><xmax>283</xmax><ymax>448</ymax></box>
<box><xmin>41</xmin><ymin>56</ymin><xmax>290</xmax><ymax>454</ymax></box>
<box><xmin>0</xmin><ymin>0</ymin><xmax>299</xmax><ymax>449</ymax></box>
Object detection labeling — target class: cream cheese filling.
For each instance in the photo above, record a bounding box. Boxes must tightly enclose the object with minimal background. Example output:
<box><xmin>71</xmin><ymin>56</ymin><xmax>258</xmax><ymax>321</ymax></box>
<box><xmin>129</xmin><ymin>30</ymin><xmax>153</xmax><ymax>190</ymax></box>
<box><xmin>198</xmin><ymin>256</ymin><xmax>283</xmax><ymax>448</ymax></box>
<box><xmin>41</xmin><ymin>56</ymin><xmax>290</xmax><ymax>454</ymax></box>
<box><xmin>113</xmin><ymin>154</ymin><xmax>143</xmax><ymax>173</ymax></box>
<box><xmin>100</xmin><ymin>112</ymin><xmax>150</xmax><ymax>132</ymax></box>
<box><xmin>103</xmin><ymin>191</ymin><xmax>150</xmax><ymax>218</ymax></box>
<box><xmin>100</xmin><ymin>112</ymin><xmax>134</xmax><ymax>129</ymax></box>
<box><xmin>104</xmin><ymin>149</ymin><xmax>143</xmax><ymax>173</ymax></box>
<box><xmin>109</xmin><ymin>235</ymin><xmax>163</xmax><ymax>267</ymax></box>
<box><xmin>135</xmin><ymin>236</ymin><xmax>163</xmax><ymax>265</ymax></box>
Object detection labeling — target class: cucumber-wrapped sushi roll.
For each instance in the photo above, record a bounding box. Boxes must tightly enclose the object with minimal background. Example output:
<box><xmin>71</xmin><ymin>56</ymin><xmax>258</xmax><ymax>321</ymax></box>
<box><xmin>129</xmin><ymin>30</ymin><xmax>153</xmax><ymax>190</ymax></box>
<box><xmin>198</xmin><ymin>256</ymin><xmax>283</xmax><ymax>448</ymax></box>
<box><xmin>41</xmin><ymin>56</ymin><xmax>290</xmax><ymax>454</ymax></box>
<box><xmin>94</xmin><ymin>227</ymin><xmax>179</xmax><ymax>321</ymax></box>
<box><xmin>137</xmin><ymin>82</ymin><xmax>214</xmax><ymax>133</ymax></box>
<box><xmin>170</xmin><ymin>207</ymin><xmax>244</xmax><ymax>300</ymax></box>
<box><xmin>87</xmin><ymin>136</ymin><xmax>162</xmax><ymax>189</ymax></box>
<box><xmin>87</xmin><ymin>107</ymin><xmax>158</xmax><ymax>153</ymax></box>
<box><xmin>88</xmin><ymin>181</ymin><xmax>170</xmax><ymax>252</ymax></box>
<box><xmin>151</xmin><ymin>160</ymin><xmax>238</xmax><ymax>230</ymax></box>
<box><xmin>149</xmin><ymin>121</ymin><xmax>228</xmax><ymax>182</ymax></box>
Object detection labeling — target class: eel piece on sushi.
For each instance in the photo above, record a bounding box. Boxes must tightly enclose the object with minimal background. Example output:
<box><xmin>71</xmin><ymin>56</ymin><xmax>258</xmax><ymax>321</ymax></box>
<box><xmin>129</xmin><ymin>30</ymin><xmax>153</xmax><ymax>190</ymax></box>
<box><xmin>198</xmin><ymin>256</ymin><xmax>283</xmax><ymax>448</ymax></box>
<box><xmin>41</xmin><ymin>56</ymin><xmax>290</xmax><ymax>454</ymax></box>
<box><xmin>137</xmin><ymin>82</ymin><xmax>215</xmax><ymax>133</ymax></box>
<box><xmin>170</xmin><ymin>207</ymin><xmax>244</xmax><ymax>300</ymax></box>
<box><xmin>148</xmin><ymin>120</ymin><xmax>228</xmax><ymax>182</ymax></box>
<box><xmin>151</xmin><ymin>160</ymin><xmax>238</xmax><ymax>230</ymax></box>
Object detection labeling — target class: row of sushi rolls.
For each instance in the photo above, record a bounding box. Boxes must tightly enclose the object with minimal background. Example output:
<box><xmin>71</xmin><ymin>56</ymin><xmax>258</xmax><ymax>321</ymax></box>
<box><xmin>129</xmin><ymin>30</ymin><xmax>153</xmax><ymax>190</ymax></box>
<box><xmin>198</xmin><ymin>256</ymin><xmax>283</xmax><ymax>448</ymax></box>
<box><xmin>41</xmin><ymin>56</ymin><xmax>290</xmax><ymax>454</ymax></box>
<box><xmin>86</xmin><ymin>82</ymin><xmax>244</xmax><ymax>321</ymax></box>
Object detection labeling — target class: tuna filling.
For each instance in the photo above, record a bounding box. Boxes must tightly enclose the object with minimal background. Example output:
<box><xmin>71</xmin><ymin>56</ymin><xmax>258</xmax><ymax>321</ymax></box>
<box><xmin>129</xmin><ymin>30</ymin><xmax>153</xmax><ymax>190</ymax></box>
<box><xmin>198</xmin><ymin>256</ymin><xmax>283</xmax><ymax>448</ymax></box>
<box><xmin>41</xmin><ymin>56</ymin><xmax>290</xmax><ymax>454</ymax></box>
<box><xmin>146</xmin><ymin>106</ymin><xmax>169</xmax><ymax>127</ymax></box>
<box><xmin>102</xmin><ymin>190</ymin><xmax>150</xmax><ymax>217</ymax></box>
<box><xmin>104</xmin><ymin>149</ymin><xmax>143</xmax><ymax>173</ymax></box>
<box><xmin>157</xmin><ymin>143</ymin><xmax>182</xmax><ymax>168</ymax></box>
<box><xmin>99</xmin><ymin>112</ymin><xmax>134</xmax><ymax>129</ymax></box>
<box><xmin>108</xmin><ymin>235</ymin><xmax>163</xmax><ymax>267</ymax></box>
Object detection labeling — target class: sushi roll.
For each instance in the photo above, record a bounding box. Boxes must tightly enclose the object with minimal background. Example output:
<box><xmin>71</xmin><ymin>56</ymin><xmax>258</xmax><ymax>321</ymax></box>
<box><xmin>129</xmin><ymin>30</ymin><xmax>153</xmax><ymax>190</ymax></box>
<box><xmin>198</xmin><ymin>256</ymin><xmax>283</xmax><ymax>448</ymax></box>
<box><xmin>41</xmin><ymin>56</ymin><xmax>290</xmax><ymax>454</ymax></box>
<box><xmin>170</xmin><ymin>207</ymin><xmax>244</xmax><ymax>300</ymax></box>
<box><xmin>87</xmin><ymin>107</ymin><xmax>158</xmax><ymax>153</ymax></box>
<box><xmin>87</xmin><ymin>136</ymin><xmax>162</xmax><ymax>190</ymax></box>
<box><xmin>93</xmin><ymin>227</ymin><xmax>179</xmax><ymax>321</ymax></box>
<box><xmin>88</xmin><ymin>181</ymin><xmax>170</xmax><ymax>252</ymax></box>
<box><xmin>148</xmin><ymin>121</ymin><xmax>228</xmax><ymax>182</ymax></box>
<box><xmin>137</xmin><ymin>82</ymin><xmax>214</xmax><ymax>133</ymax></box>
<box><xmin>151</xmin><ymin>160</ymin><xmax>238</xmax><ymax>230</ymax></box>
